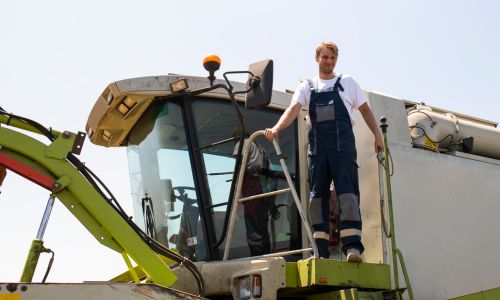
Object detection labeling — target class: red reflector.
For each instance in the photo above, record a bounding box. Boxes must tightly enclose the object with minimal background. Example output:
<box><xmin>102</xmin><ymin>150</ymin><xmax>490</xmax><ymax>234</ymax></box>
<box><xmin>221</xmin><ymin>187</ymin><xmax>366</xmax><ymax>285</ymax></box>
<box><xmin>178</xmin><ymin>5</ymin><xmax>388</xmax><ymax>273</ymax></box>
<box><xmin>319</xmin><ymin>277</ymin><xmax>328</xmax><ymax>284</ymax></box>
<box><xmin>252</xmin><ymin>275</ymin><xmax>262</xmax><ymax>298</ymax></box>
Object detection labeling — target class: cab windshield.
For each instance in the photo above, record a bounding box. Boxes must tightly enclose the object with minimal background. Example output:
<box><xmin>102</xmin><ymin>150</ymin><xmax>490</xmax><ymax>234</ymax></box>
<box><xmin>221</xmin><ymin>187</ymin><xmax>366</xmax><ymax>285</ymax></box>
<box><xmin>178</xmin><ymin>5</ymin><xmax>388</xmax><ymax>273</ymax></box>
<box><xmin>126</xmin><ymin>96</ymin><xmax>300</xmax><ymax>261</ymax></box>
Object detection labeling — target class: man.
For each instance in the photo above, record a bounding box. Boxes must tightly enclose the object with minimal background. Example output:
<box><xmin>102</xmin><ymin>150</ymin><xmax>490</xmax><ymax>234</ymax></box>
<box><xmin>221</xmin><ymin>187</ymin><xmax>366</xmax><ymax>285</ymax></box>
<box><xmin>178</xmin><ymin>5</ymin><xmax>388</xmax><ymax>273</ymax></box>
<box><xmin>264</xmin><ymin>41</ymin><xmax>383</xmax><ymax>262</ymax></box>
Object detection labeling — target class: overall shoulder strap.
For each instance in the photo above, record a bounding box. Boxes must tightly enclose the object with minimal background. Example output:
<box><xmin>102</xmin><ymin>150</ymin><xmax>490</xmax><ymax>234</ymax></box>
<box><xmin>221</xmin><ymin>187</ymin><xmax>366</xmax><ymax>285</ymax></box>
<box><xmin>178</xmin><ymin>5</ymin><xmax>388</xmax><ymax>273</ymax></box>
<box><xmin>307</xmin><ymin>78</ymin><xmax>315</xmax><ymax>91</ymax></box>
<box><xmin>334</xmin><ymin>74</ymin><xmax>344</xmax><ymax>92</ymax></box>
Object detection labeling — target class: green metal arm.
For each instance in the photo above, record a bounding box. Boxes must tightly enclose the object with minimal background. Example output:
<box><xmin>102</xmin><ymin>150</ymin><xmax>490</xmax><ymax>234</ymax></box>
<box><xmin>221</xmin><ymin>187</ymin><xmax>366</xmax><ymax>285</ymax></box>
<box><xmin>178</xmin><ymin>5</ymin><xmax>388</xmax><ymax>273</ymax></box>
<box><xmin>0</xmin><ymin>115</ymin><xmax>61</xmax><ymax>138</ymax></box>
<box><xmin>0</xmin><ymin>125</ymin><xmax>177</xmax><ymax>287</ymax></box>
<box><xmin>20</xmin><ymin>240</ymin><xmax>45</xmax><ymax>282</ymax></box>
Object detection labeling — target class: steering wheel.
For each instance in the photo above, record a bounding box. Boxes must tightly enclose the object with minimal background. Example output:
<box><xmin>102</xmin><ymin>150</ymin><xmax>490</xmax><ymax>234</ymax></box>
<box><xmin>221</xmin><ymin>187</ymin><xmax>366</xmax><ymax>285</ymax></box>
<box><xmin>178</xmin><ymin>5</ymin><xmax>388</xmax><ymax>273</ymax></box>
<box><xmin>171</xmin><ymin>186</ymin><xmax>197</xmax><ymax>206</ymax></box>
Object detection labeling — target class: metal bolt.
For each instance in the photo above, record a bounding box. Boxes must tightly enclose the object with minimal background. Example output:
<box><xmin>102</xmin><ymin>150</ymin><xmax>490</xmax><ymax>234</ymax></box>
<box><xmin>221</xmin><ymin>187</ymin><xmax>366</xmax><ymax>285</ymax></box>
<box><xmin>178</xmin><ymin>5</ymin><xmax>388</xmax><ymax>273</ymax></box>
<box><xmin>52</xmin><ymin>182</ymin><xmax>61</xmax><ymax>190</ymax></box>
<box><xmin>62</xmin><ymin>131</ymin><xmax>71</xmax><ymax>138</ymax></box>
<box><xmin>6</xmin><ymin>283</ymin><xmax>18</xmax><ymax>292</ymax></box>
<box><xmin>21</xmin><ymin>285</ymin><xmax>27</xmax><ymax>292</ymax></box>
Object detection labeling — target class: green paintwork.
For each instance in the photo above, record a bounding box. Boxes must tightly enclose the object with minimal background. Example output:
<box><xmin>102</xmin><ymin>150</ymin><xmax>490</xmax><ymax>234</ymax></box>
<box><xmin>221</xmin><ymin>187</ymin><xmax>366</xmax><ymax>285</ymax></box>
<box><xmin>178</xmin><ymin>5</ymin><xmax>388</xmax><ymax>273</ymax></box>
<box><xmin>0</xmin><ymin>115</ymin><xmax>61</xmax><ymax>138</ymax></box>
<box><xmin>53</xmin><ymin>175</ymin><xmax>71</xmax><ymax>192</ymax></box>
<box><xmin>0</xmin><ymin>126</ymin><xmax>177</xmax><ymax>287</ymax></box>
<box><xmin>45</xmin><ymin>132</ymin><xmax>76</xmax><ymax>159</ymax></box>
<box><xmin>285</xmin><ymin>261</ymin><xmax>300</xmax><ymax>287</ymax></box>
<box><xmin>111</xmin><ymin>254</ymin><xmax>177</xmax><ymax>282</ymax></box>
<box><xmin>449</xmin><ymin>287</ymin><xmax>500</xmax><ymax>300</ymax></box>
<box><xmin>20</xmin><ymin>240</ymin><xmax>44</xmax><ymax>283</ymax></box>
<box><xmin>286</xmin><ymin>258</ymin><xmax>391</xmax><ymax>290</ymax></box>
<box><xmin>395</xmin><ymin>248</ymin><xmax>413</xmax><ymax>299</ymax></box>
<box><xmin>306</xmin><ymin>288</ymin><xmax>389</xmax><ymax>300</ymax></box>
<box><xmin>121</xmin><ymin>252</ymin><xmax>140</xmax><ymax>283</ymax></box>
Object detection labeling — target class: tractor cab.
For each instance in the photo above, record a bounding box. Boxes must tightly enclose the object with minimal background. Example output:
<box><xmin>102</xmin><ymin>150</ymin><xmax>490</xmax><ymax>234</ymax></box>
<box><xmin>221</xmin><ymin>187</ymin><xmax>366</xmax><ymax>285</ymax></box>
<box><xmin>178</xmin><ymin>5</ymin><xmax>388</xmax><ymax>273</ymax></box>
<box><xmin>86</xmin><ymin>58</ymin><xmax>305</xmax><ymax>262</ymax></box>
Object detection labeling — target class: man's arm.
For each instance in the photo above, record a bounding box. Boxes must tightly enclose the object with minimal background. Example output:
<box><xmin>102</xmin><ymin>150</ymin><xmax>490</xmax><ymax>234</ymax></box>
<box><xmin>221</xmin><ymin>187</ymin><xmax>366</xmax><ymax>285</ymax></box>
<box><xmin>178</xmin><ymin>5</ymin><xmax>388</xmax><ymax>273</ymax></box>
<box><xmin>358</xmin><ymin>102</ymin><xmax>384</xmax><ymax>152</ymax></box>
<box><xmin>264</xmin><ymin>101</ymin><xmax>302</xmax><ymax>141</ymax></box>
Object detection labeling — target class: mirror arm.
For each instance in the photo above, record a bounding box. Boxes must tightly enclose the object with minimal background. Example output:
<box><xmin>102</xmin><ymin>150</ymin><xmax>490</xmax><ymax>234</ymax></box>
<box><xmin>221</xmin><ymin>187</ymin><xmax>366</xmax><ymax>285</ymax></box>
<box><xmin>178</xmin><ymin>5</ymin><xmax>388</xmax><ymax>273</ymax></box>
<box><xmin>222</xmin><ymin>71</ymin><xmax>255</xmax><ymax>94</ymax></box>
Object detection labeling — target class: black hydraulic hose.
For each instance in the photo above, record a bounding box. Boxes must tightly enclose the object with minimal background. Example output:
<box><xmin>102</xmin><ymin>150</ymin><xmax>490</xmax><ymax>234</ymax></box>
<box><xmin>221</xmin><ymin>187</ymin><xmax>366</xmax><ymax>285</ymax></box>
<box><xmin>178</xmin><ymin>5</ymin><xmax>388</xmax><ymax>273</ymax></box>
<box><xmin>82</xmin><ymin>174</ymin><xmax>206</xmax><ymax>293</ymax></box>
<box><xmin>41</xmin><ymin>249</ymin><xmax>55</xmax><ymax>283</ymax></box>
<box><xmin>377</xmin><ymin>144</ymin><xmax>394</xmax><ymax>177</ymax></box>
<box><xmin>0</xmin><ymin>109</ymin><xmax>57</xmax><ymax>142</ymax></box>
<box><xmin>409</xmin><ymin>125</ymin><xmax>454</xmax><ymax>144</ymax></box>
<box><xmin>0</xmin><ymin>109</ymin><xmax>205</xmax><ymax>295</ymax></box>
<box><xmin>125</xmin><ymin>216</ymin><xmax>205</xmax><ymax>295</ymax></box>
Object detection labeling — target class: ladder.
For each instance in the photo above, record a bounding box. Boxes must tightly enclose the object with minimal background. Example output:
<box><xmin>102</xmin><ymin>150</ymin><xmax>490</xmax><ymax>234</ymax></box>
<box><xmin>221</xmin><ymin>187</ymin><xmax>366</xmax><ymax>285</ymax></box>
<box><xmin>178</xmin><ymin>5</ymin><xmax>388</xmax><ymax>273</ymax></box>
<box><xmin>223</xmin><ymin>130</ymin><xmax>318</xmax><ymax>260</ymax></box>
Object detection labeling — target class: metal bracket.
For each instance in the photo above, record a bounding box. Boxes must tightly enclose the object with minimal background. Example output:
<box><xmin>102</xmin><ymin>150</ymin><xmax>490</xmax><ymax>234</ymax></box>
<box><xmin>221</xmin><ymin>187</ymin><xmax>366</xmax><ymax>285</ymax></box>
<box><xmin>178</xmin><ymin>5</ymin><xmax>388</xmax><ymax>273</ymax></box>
<box><xmin>45</xmin><ymin>131</ymin><xmax>82</xmax><ymax>159</ymax></box>
<box><xmin>52</xmin><ymin>175</ymin><xmax>71</xmax><ymax>193</ymax></box>
<box><xmin>72</xmin><ymin>131</ymin><xmax>86</xmax><ymax>155</ymax></box>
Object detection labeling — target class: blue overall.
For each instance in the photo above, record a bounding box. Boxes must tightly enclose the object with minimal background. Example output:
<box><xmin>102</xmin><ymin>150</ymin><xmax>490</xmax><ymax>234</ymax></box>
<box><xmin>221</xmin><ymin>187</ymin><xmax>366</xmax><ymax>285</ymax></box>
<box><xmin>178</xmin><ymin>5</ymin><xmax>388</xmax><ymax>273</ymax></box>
<box><xmin>307</xmin><ymin>75</ymin><xmax>364</xmax><ymax>258</ymax></box>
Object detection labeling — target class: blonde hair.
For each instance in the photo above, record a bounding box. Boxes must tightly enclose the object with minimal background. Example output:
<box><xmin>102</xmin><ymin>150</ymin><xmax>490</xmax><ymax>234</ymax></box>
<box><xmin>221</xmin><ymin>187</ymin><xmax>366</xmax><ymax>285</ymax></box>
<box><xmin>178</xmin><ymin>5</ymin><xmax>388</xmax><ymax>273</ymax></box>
<box><xmin>315</xmin><ymin>41</ymin><xmax>339</xmax><ymax>58</ymax></box>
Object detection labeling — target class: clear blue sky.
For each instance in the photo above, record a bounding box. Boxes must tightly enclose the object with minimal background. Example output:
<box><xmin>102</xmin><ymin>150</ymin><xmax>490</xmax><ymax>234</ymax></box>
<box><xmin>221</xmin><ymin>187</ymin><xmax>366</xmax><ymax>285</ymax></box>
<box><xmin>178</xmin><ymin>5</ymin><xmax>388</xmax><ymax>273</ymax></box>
<box><xmin>1</xmin><ymin>0</ymin><xmax>499</xmax><ymax>282</ymax></box>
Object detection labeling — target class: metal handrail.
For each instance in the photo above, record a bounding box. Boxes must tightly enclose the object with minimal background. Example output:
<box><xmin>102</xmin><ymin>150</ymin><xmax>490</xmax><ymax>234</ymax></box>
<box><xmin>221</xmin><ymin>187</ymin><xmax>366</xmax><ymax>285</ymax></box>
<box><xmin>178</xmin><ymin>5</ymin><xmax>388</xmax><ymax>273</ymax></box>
<box><xmin>222</xmin><ymin>130</ymin><xmax>319</xmax><ymax>260</ymax></box>
<box><xmin>239</xmin><ymin>188</ymin><xmax>291</xmax><ymax>202</ymax></box>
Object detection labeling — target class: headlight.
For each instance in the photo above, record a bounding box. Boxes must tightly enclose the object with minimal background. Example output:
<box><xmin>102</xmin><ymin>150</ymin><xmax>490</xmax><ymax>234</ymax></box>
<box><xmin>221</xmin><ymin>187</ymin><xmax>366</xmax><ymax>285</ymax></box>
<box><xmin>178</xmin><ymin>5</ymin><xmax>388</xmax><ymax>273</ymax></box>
<box><xmin>238</xmin><ymin>274</ymin><xmax>262</xmax><ymax>299</ymax></box>
<box><xmin>116</xmin><ymin>97</ymin><xmax>137</xmax><ymax>115</ymax></box>
<box><xmin>169</xmin><ymin>79</ymin><xmax>189</xmax><ymax>93</ymax></box>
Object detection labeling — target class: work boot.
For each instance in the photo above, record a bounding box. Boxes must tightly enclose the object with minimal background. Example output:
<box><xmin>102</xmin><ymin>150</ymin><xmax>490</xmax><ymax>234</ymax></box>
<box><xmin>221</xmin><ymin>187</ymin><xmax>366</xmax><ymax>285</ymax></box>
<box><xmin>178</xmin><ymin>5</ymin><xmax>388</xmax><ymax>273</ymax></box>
<box><xmin>346</xmin><ymin>248</ymin><xmax>362</xmax><ymax>263</ymax></box>
<box><xmin>315</xmin><ymin>238</ymin><xmax>330</xmax><ymax>258</ymax></box>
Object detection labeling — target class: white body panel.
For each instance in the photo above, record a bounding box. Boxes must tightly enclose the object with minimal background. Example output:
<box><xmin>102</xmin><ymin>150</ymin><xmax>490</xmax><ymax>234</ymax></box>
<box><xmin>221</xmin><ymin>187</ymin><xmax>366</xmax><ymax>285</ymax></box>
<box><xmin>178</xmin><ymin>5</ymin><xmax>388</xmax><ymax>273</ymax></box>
<box><xmin>356</xmin><ymin>91</ymin><xmax>500</xmax><ymax>299</ymax></box>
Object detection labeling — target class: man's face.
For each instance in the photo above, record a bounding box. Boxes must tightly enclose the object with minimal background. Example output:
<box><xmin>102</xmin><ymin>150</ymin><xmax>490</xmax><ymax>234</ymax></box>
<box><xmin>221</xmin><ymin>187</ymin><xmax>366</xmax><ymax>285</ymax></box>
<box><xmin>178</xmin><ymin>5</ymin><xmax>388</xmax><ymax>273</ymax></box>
<box><xmin>316</xmin><ymin>48</ymin><xmax>337</xmax><ymax>74</ymax></box>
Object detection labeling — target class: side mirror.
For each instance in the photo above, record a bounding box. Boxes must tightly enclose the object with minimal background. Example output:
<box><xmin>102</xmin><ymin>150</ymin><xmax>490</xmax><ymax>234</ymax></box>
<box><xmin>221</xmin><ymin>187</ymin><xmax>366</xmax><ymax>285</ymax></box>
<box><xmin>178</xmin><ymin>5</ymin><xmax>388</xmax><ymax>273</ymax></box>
<box><xmin>245</xmin><ymin>59</ymin><xmax>273</xmax><ymax>109</ymax></box>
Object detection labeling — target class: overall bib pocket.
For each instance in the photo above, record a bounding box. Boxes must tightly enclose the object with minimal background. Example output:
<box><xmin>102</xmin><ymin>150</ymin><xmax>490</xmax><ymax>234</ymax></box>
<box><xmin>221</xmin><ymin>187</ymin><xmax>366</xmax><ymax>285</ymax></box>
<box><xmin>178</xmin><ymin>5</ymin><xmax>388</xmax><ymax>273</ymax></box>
<box><xmin>315</xmin><ymin>101</ymin><xmax>335</xmax><ymax>122</ymax></box>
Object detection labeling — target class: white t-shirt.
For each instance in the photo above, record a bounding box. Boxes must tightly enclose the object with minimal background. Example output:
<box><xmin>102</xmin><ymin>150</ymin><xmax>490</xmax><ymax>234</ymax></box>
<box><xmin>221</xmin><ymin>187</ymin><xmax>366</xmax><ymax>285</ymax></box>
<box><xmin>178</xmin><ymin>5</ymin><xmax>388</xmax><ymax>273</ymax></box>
<box><xmin>291</xmin><ymin>74</ymin><xmax>367</xmax><ymax>124</ymax></box>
